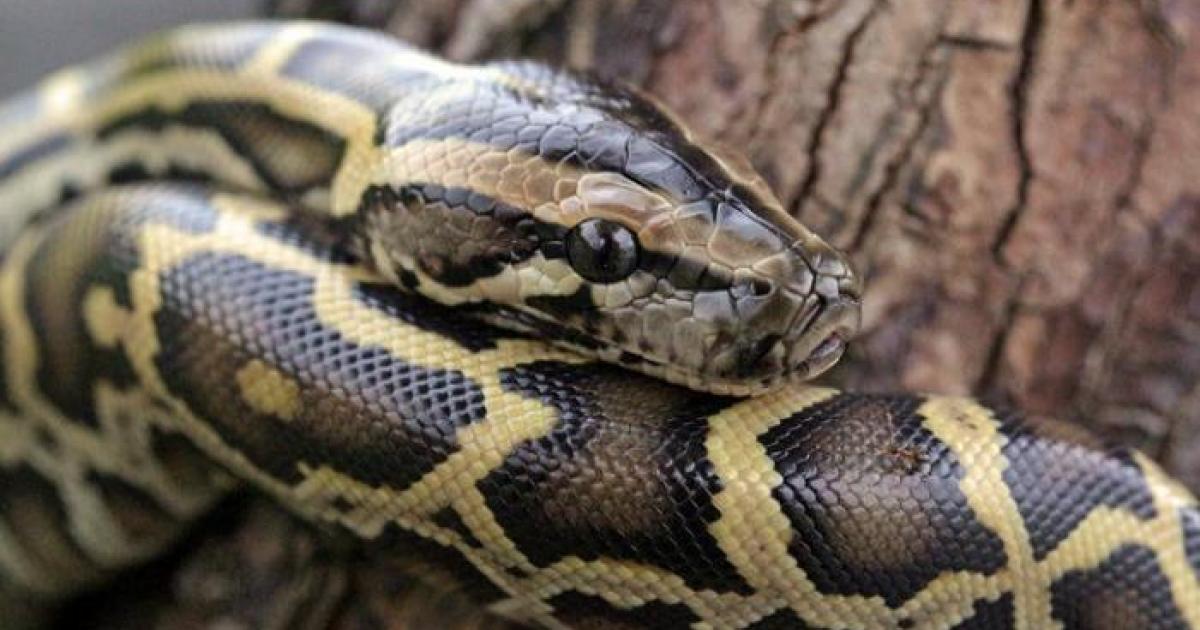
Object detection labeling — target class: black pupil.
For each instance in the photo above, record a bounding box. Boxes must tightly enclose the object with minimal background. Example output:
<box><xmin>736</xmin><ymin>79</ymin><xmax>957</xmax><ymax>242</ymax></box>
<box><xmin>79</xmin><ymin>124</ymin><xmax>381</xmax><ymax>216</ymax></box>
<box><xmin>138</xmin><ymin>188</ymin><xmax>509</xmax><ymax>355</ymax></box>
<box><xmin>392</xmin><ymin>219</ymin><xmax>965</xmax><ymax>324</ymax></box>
<box><xmin>565</xmin><ymin>219</ymin><xmax>639</xmax><ymax>283</ymax></box>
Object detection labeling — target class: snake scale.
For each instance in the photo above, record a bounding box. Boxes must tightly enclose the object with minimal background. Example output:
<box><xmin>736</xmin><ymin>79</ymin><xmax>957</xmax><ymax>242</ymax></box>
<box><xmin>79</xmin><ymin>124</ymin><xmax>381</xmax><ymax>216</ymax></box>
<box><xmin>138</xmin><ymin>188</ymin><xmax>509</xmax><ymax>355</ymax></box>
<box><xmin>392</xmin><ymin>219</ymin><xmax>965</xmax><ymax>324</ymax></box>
<box><xmin>0</xmin><ymin>21</ymin><xmax>1197</xmax><ymax>630</ymax></box>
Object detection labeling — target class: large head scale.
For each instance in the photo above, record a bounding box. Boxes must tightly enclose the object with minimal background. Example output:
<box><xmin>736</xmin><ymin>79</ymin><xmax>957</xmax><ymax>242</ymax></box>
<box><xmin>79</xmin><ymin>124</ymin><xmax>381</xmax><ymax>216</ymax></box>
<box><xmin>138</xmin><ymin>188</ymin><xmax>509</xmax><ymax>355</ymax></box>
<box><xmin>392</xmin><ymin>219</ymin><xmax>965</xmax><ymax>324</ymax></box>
<box><xmin>360</xmin><ymin>63</ymin><xmax>861</xmax><ymax>395</ymax></box>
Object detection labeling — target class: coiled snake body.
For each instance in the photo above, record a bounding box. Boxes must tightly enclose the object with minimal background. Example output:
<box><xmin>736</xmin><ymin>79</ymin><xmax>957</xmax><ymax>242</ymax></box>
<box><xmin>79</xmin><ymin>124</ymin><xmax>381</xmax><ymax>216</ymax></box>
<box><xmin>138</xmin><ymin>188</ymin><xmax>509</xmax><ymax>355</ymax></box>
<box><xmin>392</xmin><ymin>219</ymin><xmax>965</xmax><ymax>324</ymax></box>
<box><xmin>0</xmin><ymin>21</ymin><xmax>1197</xmax><ymax>629</ymax></box>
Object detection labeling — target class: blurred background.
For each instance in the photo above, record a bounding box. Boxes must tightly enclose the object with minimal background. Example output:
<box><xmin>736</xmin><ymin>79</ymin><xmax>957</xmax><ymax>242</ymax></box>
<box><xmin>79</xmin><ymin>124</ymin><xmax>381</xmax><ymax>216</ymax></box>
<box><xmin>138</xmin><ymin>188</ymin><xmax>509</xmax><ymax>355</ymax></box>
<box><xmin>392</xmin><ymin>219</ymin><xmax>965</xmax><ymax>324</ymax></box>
<box><xmin>0</xmin><ymin>0</ymin><xmax>256</xmax><ymax>95</ymax></box>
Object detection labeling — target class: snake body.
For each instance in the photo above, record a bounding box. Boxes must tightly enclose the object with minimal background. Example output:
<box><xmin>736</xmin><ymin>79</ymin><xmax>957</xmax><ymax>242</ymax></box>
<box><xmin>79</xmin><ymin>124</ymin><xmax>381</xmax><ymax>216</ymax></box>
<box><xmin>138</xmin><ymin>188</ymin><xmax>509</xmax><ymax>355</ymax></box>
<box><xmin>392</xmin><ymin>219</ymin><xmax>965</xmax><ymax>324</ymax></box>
<box><xmin>0</xmin><ymin>21</ymin><xmax>1198</xmax><ymax>629</ymax></box>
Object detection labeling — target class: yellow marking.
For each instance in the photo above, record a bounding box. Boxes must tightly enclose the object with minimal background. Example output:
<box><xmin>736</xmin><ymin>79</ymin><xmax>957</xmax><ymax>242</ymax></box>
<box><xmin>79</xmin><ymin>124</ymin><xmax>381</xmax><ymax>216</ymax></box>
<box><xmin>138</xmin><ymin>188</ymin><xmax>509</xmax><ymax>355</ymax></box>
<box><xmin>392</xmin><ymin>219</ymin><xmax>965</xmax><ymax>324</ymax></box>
<box><xmin>82</xmin><ymin>286</ymin><xmax>126</xmax><ymax>348</ymax></box>
<box><xmin>1139</xmin><ymin>454</ymin><xmax>1200</xmax><ymax>627</ymax></box>
<box><xmin>0</xmin><ymin>215</ymin><xmax>226</xmax><ymax>591</ymax></box>
<box><xmin>0</xmin><ymin>121</ymin><xmax>266</xmax><ymax>255</ymax></box>
<box><xmin>242</xmin><ymin>23</ymin><xmax>321</xmax><ymax>75</ymax></box>
<box><xmin>918</xmin><ymin>397</ymin><xmax>1052</xmax><ymax>630</ymax></box>
<box><xmin>705</xmin><ymin>386</ymin><xmax>902</xmax><ymax>628</ymax></box>
<box><xmin>893</xmin><ymin>571</ymin><xmax>1006</xmax><ymax>628</ymax></box>
<box><xmin>236</xmin><ymin>360</ymin><xmax>303</xmax><ymax>422</ymax></box>
<box><xmin>2</xmin><ymin>68</ymin><xmax>380</xmax><ymax>218</ymax></box>
<box><xmin>210</xmin><ymin>191</ymin><xmax>289</xmax><ymax>222</ymax></box>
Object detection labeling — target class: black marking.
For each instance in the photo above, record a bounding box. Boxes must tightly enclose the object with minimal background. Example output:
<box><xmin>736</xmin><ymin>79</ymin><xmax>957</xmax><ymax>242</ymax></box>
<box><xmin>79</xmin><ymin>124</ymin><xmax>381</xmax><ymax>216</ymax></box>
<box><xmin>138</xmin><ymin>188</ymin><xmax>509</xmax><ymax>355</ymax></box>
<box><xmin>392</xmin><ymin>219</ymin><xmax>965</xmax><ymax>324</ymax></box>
<box><xmin>1050</xmin><ymin>544</ymin><xmax>1189</xmax><ymax>629</ymax></box>
<box><xmin>762</xmin><ymin>394</ymin><xmax>1007</xmax><ymax>607</ymax></box>
<box><xmin>0</xmin><ymin>132</ymin><xmax>72</xmax><ymax>180</ymax></box>
<box><xmin>396</xmin><ymin>267</ymin><xmax>419</xmax><ymax>290</ymax></box>
<box><xmin>0</xmin><ymin>464</ymin><xmax>103</xmax><ymax>585</ymax></box>
<box><xmin>249</xmin><ymin>212</ymin><xmax>360</xmax><ymax>265</ymax></box>
<box><xmin>430</xmin><ymin>507</ymin><xmax>482</xmax><ymax>549</ymax></box>
<box><xmin>747</xmin><ymin>609</ymin><xmax>824</xmax><ymax>629</ymax></box>
<box><xmin>154</xmin><ymin>253</ymin><xmax>487</xmax><ymax>489</ymax></box>
<box><xmin>459</xmin><ymin>301</ymin><xmax>605</xmax><ymax>352</ymax></box>
<box><xmin>106</xmin><ymin>162</ymin><xmax>152</xmax><ymax>184</ymax></box>
<box><xmin>352</xmin><ymin>283</ymin><xmax>529</xmax><ymax>352</ymax></box>
<box><xmin>1183</xmin><ymin>506</ymin><xmax>1200</xmax><ymax>584</ymax></box>
<box><xmin>279</xmin><ymin>30</ymin><xmax>433</xmax><ymax>113</ymax></box>
<box><xmin>372</xmin><ymin>522</ymin><xmax>509</xmax><ymax>605</ymax></box>
<box><xmin>97</xmin><ymin>101</ymin><xmax>346</xmax><ymax>198</ymax></box>
<box><xmin>84</xmin><ymin>470</ymin><xmax>179</xmax><ymax>542</ymax></box>
<box><xmin>0</xmin><ymin>320</ymin><xmax>11</xmax><ymax>413</ymax></box>
<box><xmin>949</xmin><ymin>593</ymin><xmax>1014</xmax><ymax>629</ymax></box>
<box><xmin>148</xmin><ymin>427</ymin><xmax>223</xmax><ymax>494</ymax></box>
<box><xmin>359</xmin><ymin>183</ymin><xmax>546</xmax><ymax>288</ymax></box>
<box><xmin>28</xmin><ymin>182</ymin><xmax>232</xmax><ymax>420</ymax></box>
<box><xmin>642</xmin><ymin>248</ymin><xmax>733</xmax><ymax>292</ymax></box>
<box><xmin>525</xmin><ymin>285</ymin><xmax>595</xmax><ymax>320</ymax></box>
<box><xmin>56</xmin><ymin>182</ymin><xmax>83</xmax><ymax>205</ymax></box>
<box><xmin>22</xmin><ymin>195</ymin><xmax>170</xmax><ymax>427</ymax></box>
<box><xmin>105</xmin><ymin>160</ymin><xmax>216</xmax><ymax>186</ymax></box>
<box><xmin>997</xmin><ymin>413</ymin><xmax>1157</xmax><ymax>560</ymax></box>
<box><xmin>734</xmin><ymin>333</ymin><xmax>781</xmax><ymax>378</ymax></box>
<box><xmin>481</xmin><ymin>360</ymin><xmax>749</xmax><ymax>594</ymax></box>
<box><xmin>117</xmin><ymin>23</ymin><xmax>278</xmax><ymax>83</ymax></box>
<box><xmin>546</xmin><ymin>591</ymin><xmax>700</xmax><ymax>630</ymax></box>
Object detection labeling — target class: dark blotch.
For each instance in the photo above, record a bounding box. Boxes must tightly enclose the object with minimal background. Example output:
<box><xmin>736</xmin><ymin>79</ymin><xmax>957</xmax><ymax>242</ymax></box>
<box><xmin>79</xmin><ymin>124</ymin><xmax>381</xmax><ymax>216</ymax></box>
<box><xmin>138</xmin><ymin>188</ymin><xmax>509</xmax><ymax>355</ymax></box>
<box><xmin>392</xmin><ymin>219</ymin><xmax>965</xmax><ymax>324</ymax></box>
<box><xmin>479</xmin><ymin>360</ymin><xmax>749</xmax><ymax>594</ymax></box>
<box><xmin>950</xmin><ymin>594</ymin><xmax>1014</xmax><ymax>630</ymax></box>
<box><xmin>997</xmin><ymin>413</ymin><xmax>1157</xmax><ymax>560</ymax></box>
<box><xmin>546</xmin><ymin>591</ymin><xmax>699</xmax><ymax>630</ymax></box>
<box><xmin>762</xmin><ymin>394</ymin><xmax>1007</xmax><ymax>606</ymax></box>
<box><xmin>1050</xmin><ymin>544</ymin><xmax>1189</xmax><ymax>629</ymax></box>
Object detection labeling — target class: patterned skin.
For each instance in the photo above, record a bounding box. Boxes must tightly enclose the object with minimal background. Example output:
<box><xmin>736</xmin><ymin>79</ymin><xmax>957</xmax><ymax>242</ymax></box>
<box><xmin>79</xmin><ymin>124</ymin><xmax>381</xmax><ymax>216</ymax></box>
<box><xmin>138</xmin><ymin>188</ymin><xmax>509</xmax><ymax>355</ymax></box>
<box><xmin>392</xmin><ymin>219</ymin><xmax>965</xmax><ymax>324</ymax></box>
<box><xmin>0</xmin><ymin>21</ymin><xmax>1198</xmax><ymax>630</ymax></box>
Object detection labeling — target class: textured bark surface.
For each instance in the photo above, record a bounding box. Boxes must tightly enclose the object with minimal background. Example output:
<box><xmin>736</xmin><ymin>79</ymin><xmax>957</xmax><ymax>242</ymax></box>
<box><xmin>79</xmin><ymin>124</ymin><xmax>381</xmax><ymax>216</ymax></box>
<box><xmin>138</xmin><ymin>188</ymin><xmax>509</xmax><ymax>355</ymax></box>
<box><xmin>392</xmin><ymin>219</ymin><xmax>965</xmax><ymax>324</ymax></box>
<box><xmin>271</xmin><ymin>0</ymin><xmax>1200</xmax><ymax>490</ymax></box>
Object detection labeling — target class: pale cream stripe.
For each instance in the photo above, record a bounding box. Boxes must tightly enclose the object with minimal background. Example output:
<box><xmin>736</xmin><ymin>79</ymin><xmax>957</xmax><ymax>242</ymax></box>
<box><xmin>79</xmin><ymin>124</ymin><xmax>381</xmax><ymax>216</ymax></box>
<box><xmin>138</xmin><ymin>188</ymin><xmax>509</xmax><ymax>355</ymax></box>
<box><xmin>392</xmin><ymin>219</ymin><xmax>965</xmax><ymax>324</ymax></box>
<box><xmin>918</xmin><ymin>397</ymin><xmax>1053</xmax><ymax>630</ymax></box>
<box><xmin>4</xmin><ymin>69</ymin><xmax>380</xmax><ymax>217</ymax></box>
<box><xmin>0</xmin><ymin>220</ymin><xmax>219</xmax><ymax>575</ymax></box>
<box><xmin>241</xmin><ymin>22</ymin><xmax>322</xmax><ymax>75</ymax></box>
<box><xmin>705</xmin><ymin>386</ymin><xmax>909</xmax><ymax>628</ymax></box>
<box><xmin>1138</xmin><ymin>454</ymin><xmax>1200</xmax><ymax>627</ymax></box>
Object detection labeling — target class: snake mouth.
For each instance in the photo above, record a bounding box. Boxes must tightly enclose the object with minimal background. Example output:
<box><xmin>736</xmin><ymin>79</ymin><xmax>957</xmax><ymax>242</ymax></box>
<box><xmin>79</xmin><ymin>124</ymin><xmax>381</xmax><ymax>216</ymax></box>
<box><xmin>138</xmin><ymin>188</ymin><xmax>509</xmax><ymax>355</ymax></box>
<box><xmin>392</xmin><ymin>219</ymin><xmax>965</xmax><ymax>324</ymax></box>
<box><xmin>799</xmin><ymin>331</ymin><xmax>847</xmax><ymax>374</ymax></box>
<box><xmin>784</xmin><ymin>294</ymin><xmax>860</xmax><ymax>381</ymax></box>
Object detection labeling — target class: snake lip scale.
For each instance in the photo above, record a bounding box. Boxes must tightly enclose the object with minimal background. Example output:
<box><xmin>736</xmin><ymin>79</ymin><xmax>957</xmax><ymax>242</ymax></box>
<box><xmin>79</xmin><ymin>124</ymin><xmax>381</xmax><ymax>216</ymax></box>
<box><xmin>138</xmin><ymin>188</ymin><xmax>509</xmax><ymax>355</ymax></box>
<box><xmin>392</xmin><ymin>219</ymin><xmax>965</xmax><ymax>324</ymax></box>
<box><xmin>0</xmin><ymin>20</ymin><xmax>1197</xmax><ymax>630</ymax></box>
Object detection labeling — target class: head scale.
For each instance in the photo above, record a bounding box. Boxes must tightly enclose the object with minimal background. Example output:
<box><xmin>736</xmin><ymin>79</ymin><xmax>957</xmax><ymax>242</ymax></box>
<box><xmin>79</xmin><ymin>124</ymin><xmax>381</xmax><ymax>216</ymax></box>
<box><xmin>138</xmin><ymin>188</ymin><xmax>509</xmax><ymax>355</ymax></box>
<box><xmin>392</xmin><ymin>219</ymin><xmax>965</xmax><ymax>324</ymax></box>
<box><xmin>361</xmin><ymin>64</ymin><xmax>861</xmax><ymax>395</ymax></box>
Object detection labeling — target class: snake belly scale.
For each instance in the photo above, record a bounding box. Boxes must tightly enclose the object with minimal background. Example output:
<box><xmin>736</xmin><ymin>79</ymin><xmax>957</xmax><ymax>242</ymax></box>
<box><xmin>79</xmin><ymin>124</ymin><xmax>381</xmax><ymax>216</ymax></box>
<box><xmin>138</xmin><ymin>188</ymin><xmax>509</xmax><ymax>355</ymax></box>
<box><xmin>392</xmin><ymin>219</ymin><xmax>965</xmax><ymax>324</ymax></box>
<box><xmin>0</xmin><ymin>20</ymin><xmax>1197</xmax><ymax>630</ymax></box>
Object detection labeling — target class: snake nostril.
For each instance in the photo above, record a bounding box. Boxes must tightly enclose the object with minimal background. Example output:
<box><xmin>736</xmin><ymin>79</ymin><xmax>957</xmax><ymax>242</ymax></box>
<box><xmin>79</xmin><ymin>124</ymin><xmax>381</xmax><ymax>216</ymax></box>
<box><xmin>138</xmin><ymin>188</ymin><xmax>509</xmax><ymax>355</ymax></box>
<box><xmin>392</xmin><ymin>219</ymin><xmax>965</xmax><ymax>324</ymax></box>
<box><xmin>750</xmin><ymin>279</ymin><xmax>773</xmax><ymax>297</ymax></box>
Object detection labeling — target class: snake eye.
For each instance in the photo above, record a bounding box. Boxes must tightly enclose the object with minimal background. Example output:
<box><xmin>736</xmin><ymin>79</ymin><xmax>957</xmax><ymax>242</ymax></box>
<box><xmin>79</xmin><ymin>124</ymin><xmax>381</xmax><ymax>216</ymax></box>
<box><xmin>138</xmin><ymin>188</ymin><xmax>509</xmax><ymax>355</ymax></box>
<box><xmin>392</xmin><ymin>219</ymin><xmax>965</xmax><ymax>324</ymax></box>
<box><xmin>565</xmin><ymin>218</ymin><xmax>639</xmax><ymax>283</ymax></box>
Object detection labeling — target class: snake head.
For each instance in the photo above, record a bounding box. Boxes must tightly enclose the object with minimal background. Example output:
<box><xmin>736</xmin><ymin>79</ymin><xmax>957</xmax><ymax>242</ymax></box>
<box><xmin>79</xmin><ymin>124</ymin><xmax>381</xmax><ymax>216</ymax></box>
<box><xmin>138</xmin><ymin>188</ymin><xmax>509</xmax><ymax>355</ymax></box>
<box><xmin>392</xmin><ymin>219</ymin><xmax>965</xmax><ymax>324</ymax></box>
<box><xmin>362</xmin><ymin>68</ymin><xmax>861</xmax><ymax>395</ymax></box>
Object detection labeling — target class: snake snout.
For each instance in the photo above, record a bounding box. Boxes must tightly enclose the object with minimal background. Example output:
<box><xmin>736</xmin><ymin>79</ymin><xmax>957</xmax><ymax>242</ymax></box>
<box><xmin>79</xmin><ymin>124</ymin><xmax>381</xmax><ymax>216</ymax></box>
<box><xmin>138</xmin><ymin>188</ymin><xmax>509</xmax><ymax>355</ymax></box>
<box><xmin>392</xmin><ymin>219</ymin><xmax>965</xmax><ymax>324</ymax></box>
<box><xmin>774</xmin><ymin>242</ymin><xmax>862</xmax><ymax>382</ymax></box>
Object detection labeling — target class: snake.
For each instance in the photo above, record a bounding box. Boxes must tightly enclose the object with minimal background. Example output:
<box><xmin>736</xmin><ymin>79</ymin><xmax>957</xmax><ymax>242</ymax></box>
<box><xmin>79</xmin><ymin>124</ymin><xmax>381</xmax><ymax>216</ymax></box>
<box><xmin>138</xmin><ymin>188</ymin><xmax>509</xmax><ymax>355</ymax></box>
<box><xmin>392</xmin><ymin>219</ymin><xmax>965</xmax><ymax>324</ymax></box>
<box><xmin>0</xmin><ymin>20</ymin><xmax>1197</xmax><ymax>630</ymax></box>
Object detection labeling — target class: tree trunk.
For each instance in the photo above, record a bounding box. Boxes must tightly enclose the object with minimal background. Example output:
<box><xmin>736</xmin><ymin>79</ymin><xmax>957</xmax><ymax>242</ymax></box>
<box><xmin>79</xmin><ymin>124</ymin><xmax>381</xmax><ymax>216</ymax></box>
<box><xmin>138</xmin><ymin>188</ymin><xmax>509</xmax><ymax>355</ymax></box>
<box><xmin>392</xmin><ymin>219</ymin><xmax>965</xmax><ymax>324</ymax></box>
<box><xmin>269</xmin><ymin>0</ymin><xmax>1200</xmax><ymax>490</ymax></box>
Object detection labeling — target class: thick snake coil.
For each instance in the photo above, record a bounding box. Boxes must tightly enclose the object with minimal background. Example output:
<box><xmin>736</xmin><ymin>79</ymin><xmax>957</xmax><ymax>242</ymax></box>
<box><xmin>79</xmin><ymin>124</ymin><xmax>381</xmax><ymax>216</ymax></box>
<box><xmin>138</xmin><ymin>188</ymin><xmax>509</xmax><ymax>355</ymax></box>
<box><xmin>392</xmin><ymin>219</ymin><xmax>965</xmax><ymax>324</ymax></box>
<box><xmin>0</xmin><ymin>21</ymin><xmax>1197</xmax><ymax>630</ymax></box>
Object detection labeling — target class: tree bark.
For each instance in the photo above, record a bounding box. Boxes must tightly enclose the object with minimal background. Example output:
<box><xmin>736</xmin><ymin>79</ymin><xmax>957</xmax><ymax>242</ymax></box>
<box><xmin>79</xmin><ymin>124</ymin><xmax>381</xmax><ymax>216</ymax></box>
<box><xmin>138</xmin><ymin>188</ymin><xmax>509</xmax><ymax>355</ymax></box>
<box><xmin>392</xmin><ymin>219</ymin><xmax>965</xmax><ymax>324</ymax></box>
<box><xmin>269</xmin><ymin>0</ymin><xmax>1200</xmax><ymax>490</ymax></box>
